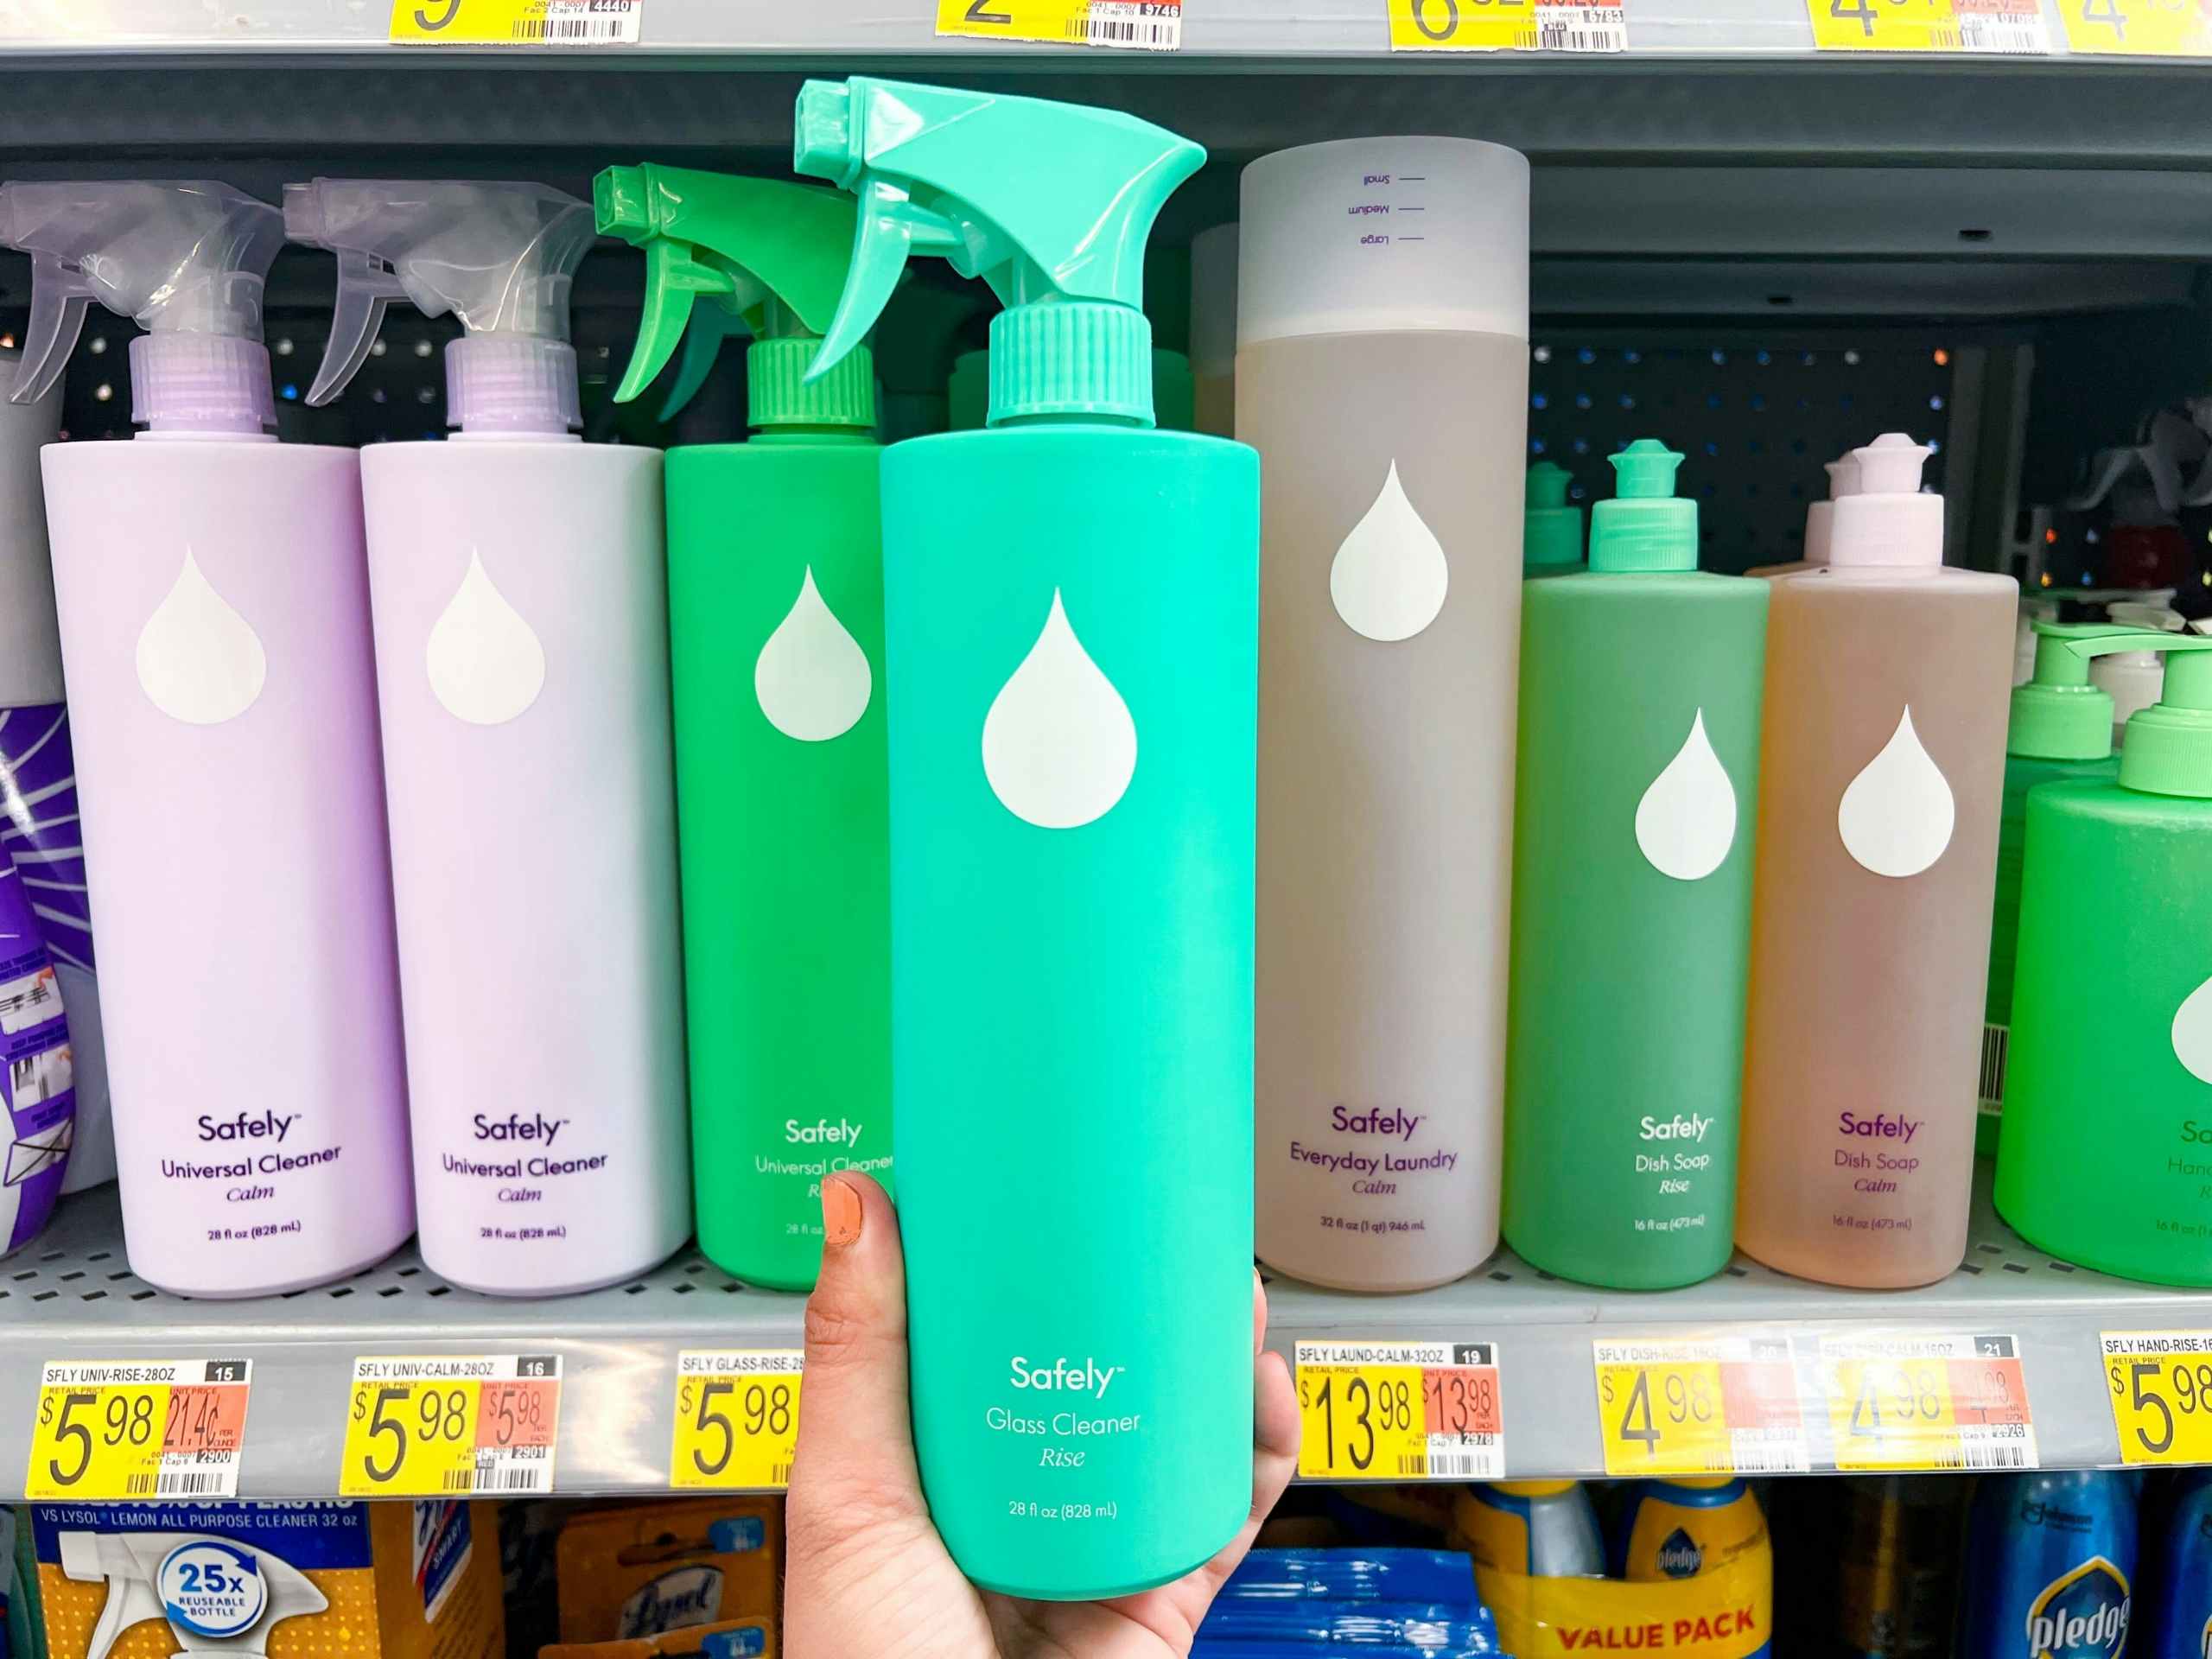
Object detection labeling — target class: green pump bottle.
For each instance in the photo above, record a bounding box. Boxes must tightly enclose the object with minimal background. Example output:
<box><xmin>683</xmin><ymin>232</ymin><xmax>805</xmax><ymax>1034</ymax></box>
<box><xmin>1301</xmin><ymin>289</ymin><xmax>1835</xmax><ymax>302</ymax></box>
<box><xmin>1502</xmin><ymin>442</ymin><xmax>1768</xmax><ymax>1288</ymax></box>
<box><xmin>595</xmin><ymin>165</ymin><xmax>890</xmax><ymax>1291</ymax></box>
<box><xmin>1980</xmin><ymin>621</ymin><xmax>2134</xmax><ymax>1155</ymax></box>
<box><xmin>1997</xmin><ymin>631</ymin><xmax>2212</xmax><ymax>1285</ymax></box>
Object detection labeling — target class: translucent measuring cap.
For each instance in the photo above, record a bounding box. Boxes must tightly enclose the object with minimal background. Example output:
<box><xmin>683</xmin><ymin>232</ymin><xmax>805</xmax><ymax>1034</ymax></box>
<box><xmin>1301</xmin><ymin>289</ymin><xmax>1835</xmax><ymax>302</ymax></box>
<box><xmin>1236</xmin><ymin>137</ymin><xmax>1528</xmax><ymax>349</ymax></box>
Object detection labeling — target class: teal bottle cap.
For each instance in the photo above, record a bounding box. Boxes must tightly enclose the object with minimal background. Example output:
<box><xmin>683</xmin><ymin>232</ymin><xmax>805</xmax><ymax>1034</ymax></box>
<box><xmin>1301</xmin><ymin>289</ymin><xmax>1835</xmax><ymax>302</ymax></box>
<box><xmin>2008</xmin><ymin>621</ymin><xmax>2132</xmax><ymax>761</ymax></box>
<box><xmin>1589</xmin><ymin>440</ymin><xmax>1695</xmax><ymax>573</ymax></box>
<box><xmin>1524</xmin><ymin>461</ymin><xmax>1584</xmax><ymax>573</ymax></box>
<box><xmin>2120</xmin><ymin>637</ymin><xmax>2212</xmax><ymax>798</ymax></box>
<box><xmin>748</xmin><ymin>336</ymin><xmax>874</xmax><ymax>429</ymax></box>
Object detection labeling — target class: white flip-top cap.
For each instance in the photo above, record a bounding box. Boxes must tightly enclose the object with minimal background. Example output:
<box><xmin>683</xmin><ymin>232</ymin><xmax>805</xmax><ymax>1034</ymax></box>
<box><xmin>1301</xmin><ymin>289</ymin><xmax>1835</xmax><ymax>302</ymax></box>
<box><xmin>1830</xmin><ymin>433</ymin><xmax>1943</xmax><ymax>568</ymax></box>
<box><xmin>1236</xmin><ymin>137</ymin><xmax>1529</xmax><ymax>349</ymax></box>
<box><xmin>1802</xmin><ymin>451</ymin><xmax>1863</xmax><ymax>567</ymax></box>
<box><xmin>1189</xmin><ymin>222</ymin><xmax>1238</xmax><ymax>378</ymax></box>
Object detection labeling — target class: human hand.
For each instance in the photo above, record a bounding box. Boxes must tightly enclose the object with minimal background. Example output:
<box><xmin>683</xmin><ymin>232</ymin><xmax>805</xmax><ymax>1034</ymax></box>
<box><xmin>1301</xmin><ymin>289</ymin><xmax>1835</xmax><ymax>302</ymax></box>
<box><xmin>785</xmin><ymin>1172</ymin><xmax>1300</xmax><ymax>1658</ymax></box>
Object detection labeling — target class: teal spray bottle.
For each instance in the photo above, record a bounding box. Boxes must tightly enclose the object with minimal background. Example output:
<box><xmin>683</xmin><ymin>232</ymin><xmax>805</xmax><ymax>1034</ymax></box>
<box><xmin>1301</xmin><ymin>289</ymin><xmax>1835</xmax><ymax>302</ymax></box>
<box><xmin>1502</xmin><ymin>442</ymin><xmax>1768</xmax><ymax>1288</ymax></box>
<box><xmin>594</xmin><ymin>164</ymin><xmax>892</xmax><ymax>1293</ymax></box>
<box><xmin>796</xmin><ymin>77</ymin><xmax>1259</xmax><ymax>1599</ymax></box>
<box><xmin>1996</xmin><ymin>631</ymin><xmax>2212</xmax><ymax>1284</ymax></box>
<box><xmin>1980</xmin><ymin>621</ymin><xmax>2133</xmax><ymax>1155</ymax></box>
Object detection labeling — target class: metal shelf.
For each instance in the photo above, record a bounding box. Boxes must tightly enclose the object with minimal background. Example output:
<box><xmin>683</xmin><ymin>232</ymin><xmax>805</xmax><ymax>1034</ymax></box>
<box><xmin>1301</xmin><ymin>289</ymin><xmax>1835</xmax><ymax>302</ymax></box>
<box><xmin>1</xmin><ymin>1166</ymin><xmax>2196</xmax><ymax>1494</ymax></box>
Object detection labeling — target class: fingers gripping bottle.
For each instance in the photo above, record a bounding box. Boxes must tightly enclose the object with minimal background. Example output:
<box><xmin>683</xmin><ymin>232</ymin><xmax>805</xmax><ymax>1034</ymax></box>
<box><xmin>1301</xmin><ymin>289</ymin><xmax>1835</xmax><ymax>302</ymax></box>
<box><xmin>595</xmin><ymin>163</ymin><xmax>891</xmax><ymax>1292</ymax></box>
<box><xmin>795</xmin><ymin>77</ymin><xmax>1258</xmax><ymax>1599</ymax></box>
<box><xmin>1737</xmin><ymin>434</ymin><xmax>2015</xmax><ymax>1288</ymax></box>
<box><xmin>286</xmin><ymin>180</ymin><xmax>690</xmax><ymax>1294</ymax></box>
<box><xmin>1239</xmin><ymin>137</ymin><xmax>1530</xmax><ymax>1291</ymax></box>
<box><xmin>0</xmin><ymin>181</ymin><xmax>412</xmax><ymax>1294</ymax></box>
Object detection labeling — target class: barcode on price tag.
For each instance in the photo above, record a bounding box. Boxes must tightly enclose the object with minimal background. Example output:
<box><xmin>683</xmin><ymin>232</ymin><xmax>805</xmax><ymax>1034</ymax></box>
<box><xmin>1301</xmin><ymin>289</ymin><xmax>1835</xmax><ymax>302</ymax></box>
<box><xmin>1295</xmin><ymin>1342</ymin><xmax>1504</xmax><ymax>1480</ymax></box>
<box><xmin>1807</xmin><ymin>0</ymin><xmax>2050</xmax><ymax>52</ymax></box>
<box><xmin>671</xmin><ymin>1351</ymin><xmax>802</xmax><ymax>1491</ymax></box>
<box><xmin>389</xmin><ymin>1</ymin><xmax>643</xmax><ymax>46</ymax></box>
<box><xmin>25</xmin><ymin>1359</ymin><xmax>251</xmax><ymax>1500</ymax></box>
<box><xmin>1593</xmin><ymin>1335</ymin><xmax>1808</xmax><ymax>1476</ymax></box>
<box><xmin>935</xmin><ymin>0</ymin><xmax>1183</xmax><ymax>49</ymax></box>
<box><xmin>340</xmin><ymin>1356</ymin><xmax>560</xmax><ymax>1497</ymax></box>
<box><xmin>2101</xmin><ymin>1331</ymin><xmax>2212</xmax><ymax>1464</ymax></box>
<box><xmin>1811</xmin><ymin>1332</ymin><xmax>2037</xmax><ymax>1471</ymax></box>
<box><xmin>1389</xmin><ymin>0</ymin><xmax>1627</xmax><ymax>49</ymax></box>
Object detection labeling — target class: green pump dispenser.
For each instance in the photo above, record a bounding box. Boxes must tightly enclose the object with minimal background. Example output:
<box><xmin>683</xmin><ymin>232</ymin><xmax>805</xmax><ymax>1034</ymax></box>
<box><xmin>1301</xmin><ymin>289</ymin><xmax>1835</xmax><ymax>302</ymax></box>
<box><xmin>595</xmin><ymin>163</ymin><xmax>891</xmax><ymax>1293</ymax></box>
<box><xmin>1524</xmin><ymin>460</ymin><xmax>1584</xmax><ymax>575</ymax></box>
<box><xmin>1503</xmin><ymin>440</ymin><xmax>1769</xmax><ymax>1289</ymax></box>
<box><xmin>796</xmin><ymin>79</ymin><xmax>1258</xmax><ymax>1601</ymax></box>
<box><xmin>1998</xmin><ymin>631</ymin><xmax>2212</xmax><ymax>1283</ymax></box>
<box><xmin>1981</xmin><ymin>623</ymin><xmax>2147</xmax><ymax>1153</ymax></box>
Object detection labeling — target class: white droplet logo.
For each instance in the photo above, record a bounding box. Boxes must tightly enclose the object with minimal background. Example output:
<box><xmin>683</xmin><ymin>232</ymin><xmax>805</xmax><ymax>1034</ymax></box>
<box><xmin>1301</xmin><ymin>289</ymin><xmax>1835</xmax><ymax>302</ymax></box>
<box><xmin>755</xmin><ymin>567</ymin><xmax>872</xmax><ymax>742</ymax></box>
<box><xmin>2174</xmin><ymin>974</ymin><xmax>2212</xmax><ymax>1084</ymax></box>
<box><xmin>136</xmin><ymin>548</ymin><xmax>267</xmax><ymax>725</ymax></box>
<box><xmin>1634</xmin><ymin>709</ymin><xmax>1738</xmax><ymax>882</ymax></box>
<box><xmin>1837</xmin><ymin>706</ymin><xmax>1955</xmax><ymax>879</ymax></box>
<box><xmin>1330</xmin><ymin>460</ymin><xmax>1450</xmax><ymax>643</ymax></box>
<box><xmin>981</xmin><ymin>589</ymin><xmax>1137</xmax><ymax>830</ymax></box>
<box><xmin>425</xmin><ymin>549</ymin><xmax>546</xmax><ymax>726</ymax></box>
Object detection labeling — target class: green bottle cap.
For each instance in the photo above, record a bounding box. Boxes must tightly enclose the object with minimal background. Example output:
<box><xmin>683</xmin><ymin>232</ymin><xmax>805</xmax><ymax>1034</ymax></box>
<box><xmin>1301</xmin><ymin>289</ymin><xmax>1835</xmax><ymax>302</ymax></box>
<box><xmin>1588</xmin><ymin>440</ymin><xmax>1695</xmax><ymax>574</ymax></box>
<box><xmin>2008</xmin><ymin>621</ymin><xmax>2133</xmax><ymax>761</ymax></box>
<box><xmin>791</xmin><ymin>78</ymin><xmax>1204</xmax><ymax>429</ymax></box>
<box><xmin>947</xmin><ymin>347</ymin><xmax>989</xmax><ymax>433</ymax></box>
<box><xmin>1523</xmin><ymin>461</ymin><xmax>1584</xmax><ymax>573</ymax></box>
<box><xmin>2120</xmin><ymin>634</ymin><xmax>2212</xmax><ymax>798</ymax></box>
<box><xmin>592</xmin><ymin>162</ymin><xmax>874</xmax><ymax>429</ymax></box>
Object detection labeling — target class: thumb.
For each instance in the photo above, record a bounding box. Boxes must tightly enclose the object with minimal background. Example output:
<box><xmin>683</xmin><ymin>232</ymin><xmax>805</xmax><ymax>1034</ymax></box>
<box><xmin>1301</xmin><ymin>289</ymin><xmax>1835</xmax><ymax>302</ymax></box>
<box><xmin>789</xmin><ymin>1172</ymin><xmax>929</xmax><ymax>1525</ymax></box>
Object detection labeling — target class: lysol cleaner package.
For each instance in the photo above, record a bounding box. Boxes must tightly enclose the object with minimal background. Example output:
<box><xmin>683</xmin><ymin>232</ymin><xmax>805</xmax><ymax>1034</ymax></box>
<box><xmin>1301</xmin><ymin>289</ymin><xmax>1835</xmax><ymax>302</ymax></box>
<box><xmin>553</xmin><ymin>1501</ymin><xmax>779</xmax><ymax>1643</ymax></box>
<box><xmin>539</xmin><ymin>1616</ymin><xmax>776</xmax><ymax>1659</ymax></box>
<box><xmin>29</xmin><ymin>1501</ymin><xmax>505</xmax><ymax>1659</ymax></box>
<box><xmin>1474</xmin><ymin>1554</ymin><xmax>1773</xmax><ymax>1658</ymax></box>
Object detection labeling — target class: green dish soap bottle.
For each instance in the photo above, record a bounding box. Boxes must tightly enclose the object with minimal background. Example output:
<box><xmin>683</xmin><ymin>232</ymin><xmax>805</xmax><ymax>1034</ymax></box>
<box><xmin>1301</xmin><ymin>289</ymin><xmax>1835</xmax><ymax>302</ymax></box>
<box><xmin>1503</xmin><ymin>442</ymin><xmax>1768</xmax><ymax>1288</ymax></box>
<box><xmin>1523</xmin><ymin>460</ymin><xmax>1585</xmax><ymax>576</ymax></box>
<box><xmin>1997</xmin><ymin>630</ymin><xmax>2212</xmax><ymax>1284</ymax></box>
<box><xmin>594</xmin><ymin>164</ymin><xmax>890</xmax><ymax>1291</ymax></box>
<box><xmin>1980</xmin><ymin>620</ymin><xmax>2138</xmax><ymax>1159</ymax></box>
<box><xmin>796</xmin><ymin>79</ymin><xmax>1258</xmax><ymax>1599</ymax></box>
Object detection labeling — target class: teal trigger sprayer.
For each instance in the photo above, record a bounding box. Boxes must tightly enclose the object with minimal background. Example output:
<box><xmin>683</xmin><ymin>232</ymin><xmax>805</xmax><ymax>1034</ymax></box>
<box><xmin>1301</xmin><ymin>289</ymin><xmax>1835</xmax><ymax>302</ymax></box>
<box><xmin>795</xmin><ymin>77</ymin><xmax>1261</xmax><ymax>1601</ymax></box>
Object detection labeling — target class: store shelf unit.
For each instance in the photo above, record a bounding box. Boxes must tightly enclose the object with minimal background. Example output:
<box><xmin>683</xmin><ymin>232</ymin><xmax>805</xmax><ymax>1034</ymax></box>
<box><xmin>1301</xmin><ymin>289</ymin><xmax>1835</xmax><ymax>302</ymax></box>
<box><xmin>0</xmin><ymin>1171</ymin><xmax>2194</xmax><ymax>1495</ymax></box>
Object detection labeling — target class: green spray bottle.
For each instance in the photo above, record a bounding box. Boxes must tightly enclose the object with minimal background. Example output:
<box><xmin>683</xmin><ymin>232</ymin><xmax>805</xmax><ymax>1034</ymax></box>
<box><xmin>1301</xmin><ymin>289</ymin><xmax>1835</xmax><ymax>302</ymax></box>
<box><xmin>594</xmin><ymin>164</ymin><xmax>890</xmax><ymax>1292</ymax></box>
<box><xmin>1523</xmin><ymin>460</ymin><xmax>1585</xmax><ymax>576</ymax></box>
<box><xmin>1980</xmin><ymin>621</ymin><xmax>2134</xmax><ymax>1156</ymax></box>
<box><xmin>797</xmin><ymin>77</ymin><xmax>1257</xmax><ymax>1600</ymax></box>
<box><xmin>1996</xmin><ymin>631</ymin><xmax>2212</xmax><ymax>1285</ymax></box>
<box><xmin>1502</xmin><ymin>442</ymin><xmax>1768</xmax><ymax>1288</ymax></box>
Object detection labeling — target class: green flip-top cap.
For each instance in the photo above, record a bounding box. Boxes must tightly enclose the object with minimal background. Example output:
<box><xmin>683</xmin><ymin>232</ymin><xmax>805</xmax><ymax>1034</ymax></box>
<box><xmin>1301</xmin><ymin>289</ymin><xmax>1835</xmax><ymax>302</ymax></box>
<box><xmin>2007</xmin><ymin>621</ymin><xmax>2148</xmax><ymax>761</ymax></box>
<box><xmin>2120</xmin><ymin>634</ymin><xmax>2212</xmax><ymax>798</ymax></box>
<box><xmin>792</xmin><ymin>77</ymin><xmax>1204</xmax><ymax>429</ymax></box>
<box><xmin>1523</xmin><ymin>461</ymin><xmax>1583</xmax><ymax>573</ymax></box>
<box><xmin>594</xmin><ymin>162</ymin><xmax>874</xmax><ymax>429</ymax></box>
<box><xmin>1588</xmin><ymin>440</ymin><xmax>1696</xmax><ymax>573</ymax></box>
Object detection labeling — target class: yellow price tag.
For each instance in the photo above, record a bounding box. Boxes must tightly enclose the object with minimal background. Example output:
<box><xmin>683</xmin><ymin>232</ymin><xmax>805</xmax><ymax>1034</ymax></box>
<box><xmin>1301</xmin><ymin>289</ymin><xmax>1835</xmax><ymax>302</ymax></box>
<box><xmin>26</xmin><ymin>1360</ymin><xmax>251</xmax><ymax>1501</ymax></box>
<box><xmin>340</xmin><ymin>1357</ymin><xmax>560</xmax><ymax>1497</ymax></box>
<box><xmin>671</xmin><ymin>1351</ymin><xmax>803</xmax><ymax>1491</ymax></box>
<box><xmin>389</xmin><ymin>0</ymin><xmax>641</xmax><ymax>46</ymax></box>
<box><xmin>934</xmin><ymin>0</ymin><xmax>1182</xmax><ymax>48</ymax></box>
<box><xmin>1387</xmin><ymin>0</ymin><xmax>1626</xmax><ymax>50</ymax></box>
<box><xmin>1294</xmin><ymin>1343</ymin><xmax>1503</xmax><ymax>1480</ymax></box>
<box><xmin>2061</xmin><ymin>0</ymin><xmax>2212</xmax><ymax>53</ymax></box>
<box><xmin>1815</xmin><ymin>1332</ymin><xmax>2035</xmax><ymax>1471</ymax></box>
<box><xmin>2102</xmin><ymin>1332</ymin><xmax>2212</xmax><ymax>1464</ymax></box>
<box><xmin>1593</xmin><ymin>1337</ymin><xmax>1807</xmax><ymax>1477</ymax></box>
<box><xmin>1808</xmin><ymin>0</ymin><xmax>2050</xmax><ymax>51</ymax></box>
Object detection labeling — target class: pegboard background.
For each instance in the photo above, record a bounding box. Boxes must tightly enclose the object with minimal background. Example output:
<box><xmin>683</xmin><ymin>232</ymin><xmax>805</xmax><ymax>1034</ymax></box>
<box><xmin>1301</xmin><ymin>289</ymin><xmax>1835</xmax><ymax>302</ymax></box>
<box><xmin>18</xmin><ymin>301</ymin><xmax>1966</xmax><ymax>578</ymax></box>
